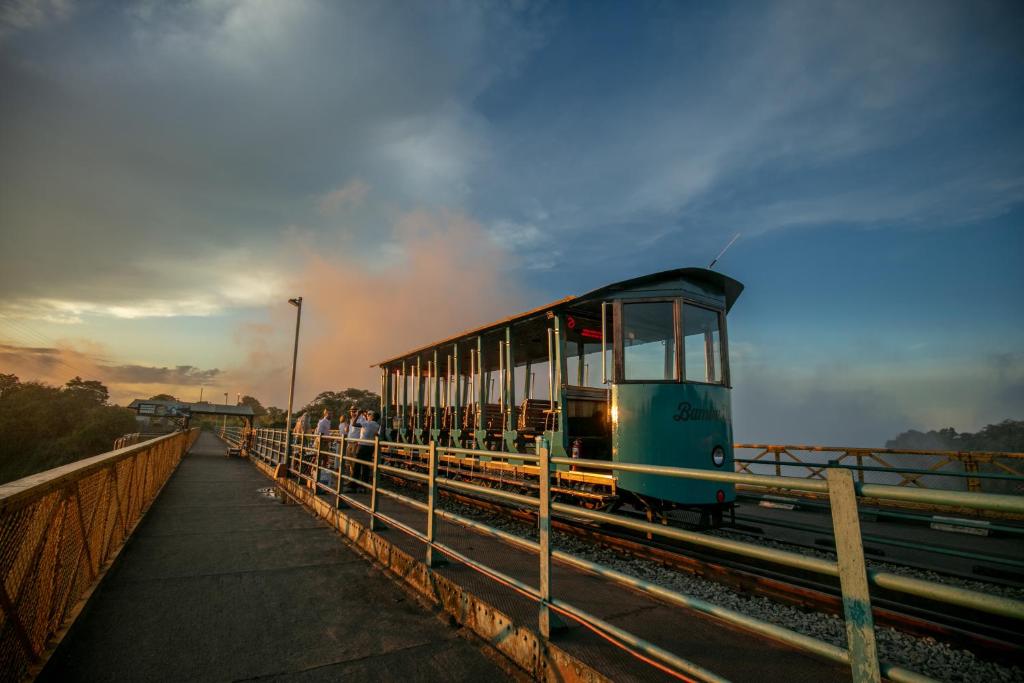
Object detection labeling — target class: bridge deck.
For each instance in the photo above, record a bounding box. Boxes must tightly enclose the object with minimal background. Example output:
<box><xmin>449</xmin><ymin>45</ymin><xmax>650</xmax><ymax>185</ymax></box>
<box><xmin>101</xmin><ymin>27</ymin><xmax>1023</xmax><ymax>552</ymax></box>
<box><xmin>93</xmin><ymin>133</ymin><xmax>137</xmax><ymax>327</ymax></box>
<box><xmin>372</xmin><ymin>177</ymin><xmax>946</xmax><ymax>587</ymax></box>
<box><xmin>40</xmin><ymin>432</ymin><xmax>509</xmax><ymax>682</ymax></box>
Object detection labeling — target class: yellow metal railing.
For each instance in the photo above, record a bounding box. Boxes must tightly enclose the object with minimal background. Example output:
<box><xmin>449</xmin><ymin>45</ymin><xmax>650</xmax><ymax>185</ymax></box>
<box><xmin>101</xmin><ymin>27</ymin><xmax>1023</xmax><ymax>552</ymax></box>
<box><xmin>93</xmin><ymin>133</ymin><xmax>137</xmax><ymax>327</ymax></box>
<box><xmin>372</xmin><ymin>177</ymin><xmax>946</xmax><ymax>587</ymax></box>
<box><xmin>0</xmin><ymin>429</ymin><xmax>197</xmax><ymax>680</ymax></box>
<box><xmin>735</xmin><ymin>444</ymin><xmax>1023</xmax><ymax>490</ymax></box>
<box><xmin>734</xmin><ymin>444</ymin><xmax>1024</xmax><ymax>519</ymax></box>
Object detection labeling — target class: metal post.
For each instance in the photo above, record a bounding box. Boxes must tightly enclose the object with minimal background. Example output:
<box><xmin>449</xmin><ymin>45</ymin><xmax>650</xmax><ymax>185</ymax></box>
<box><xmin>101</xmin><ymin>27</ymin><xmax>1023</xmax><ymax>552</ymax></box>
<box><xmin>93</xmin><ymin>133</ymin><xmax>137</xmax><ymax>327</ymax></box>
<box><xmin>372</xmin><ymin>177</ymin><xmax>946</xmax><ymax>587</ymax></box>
<box><xmin>963</xmin><ymin>455</ymin><xmax>981</xmax><ymax>492</ymax></box>
<box><xmin>426</xmin><ymin>441</ymin><xmax>445</xmax><ymax>567</ymax></box>
<box><xmin>369</xmin><ymin>436</ymin><xmax>382</xmax><ymax>531</ymax></box>
<box><xmin>415</xmin><ymin>357</ymin><xmax>424</xmax><ymax>444</ymax></box>
<box><xmin>432</xmin><ymin>349</ymin><xmax>441</xmax><ymax>436</ymax></box>
<box><xmin>827</xmin><ymin>467</ymin><xmax>880</xmax><ymax>683</ymax></box>
<box><xmin>284</xmin><ymin>297</ymin><xmax>302</xmax><ymax>468</ymax></box>
<box><xmin>313</xmin><ymin>435</ymin><xmax>322</xmax><ymax>493</ymax></box>
<box><xmin>601</xmin><ymin>301</ymin><xmax>609</xmax><ymax>384</ymax></box>
<box><xmin>506</xmin><ymin>327</ymin><xmax>516</xmax><ymax>431</ymax></box>
<box><xmin>453</xmin><ymin>344</ymin><xmax>462</xmax><ymax>445</ymax></box>
<box><xmin>537</xmin><ymin>439</ymin><xmax>562</xmax><ymax>637</ymax></box>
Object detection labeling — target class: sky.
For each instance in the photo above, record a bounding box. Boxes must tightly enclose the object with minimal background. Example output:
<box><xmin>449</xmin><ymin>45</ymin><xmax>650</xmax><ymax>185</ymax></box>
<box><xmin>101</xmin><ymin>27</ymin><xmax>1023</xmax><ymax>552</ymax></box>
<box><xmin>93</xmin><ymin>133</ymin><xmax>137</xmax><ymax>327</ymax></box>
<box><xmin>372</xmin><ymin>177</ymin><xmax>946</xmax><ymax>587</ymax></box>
<box><xmin>0</xmin><ymin>0</ymin><xmax>1022</xmax><ymax>446</ymax></box>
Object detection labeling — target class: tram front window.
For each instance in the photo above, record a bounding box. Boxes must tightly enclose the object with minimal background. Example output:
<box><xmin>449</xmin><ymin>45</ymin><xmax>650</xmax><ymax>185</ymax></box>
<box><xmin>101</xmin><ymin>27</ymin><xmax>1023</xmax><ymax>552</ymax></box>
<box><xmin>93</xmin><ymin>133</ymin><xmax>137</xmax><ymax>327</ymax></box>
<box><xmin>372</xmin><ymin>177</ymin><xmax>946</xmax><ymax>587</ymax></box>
<box><xmin>622</xmin><ymin>301</ymin><xmax>677</xmax><ymax>381</ymax></box>
<box><xmin>683</xmin><ymin>304</ymin><xmax>723</xmax><ymax>384</ymax></box>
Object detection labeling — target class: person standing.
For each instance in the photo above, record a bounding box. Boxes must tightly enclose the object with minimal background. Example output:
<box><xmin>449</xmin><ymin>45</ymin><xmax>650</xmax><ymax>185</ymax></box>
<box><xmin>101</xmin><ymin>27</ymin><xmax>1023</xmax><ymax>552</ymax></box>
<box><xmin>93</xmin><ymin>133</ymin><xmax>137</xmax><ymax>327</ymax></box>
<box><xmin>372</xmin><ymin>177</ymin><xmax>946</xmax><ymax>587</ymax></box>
<box><xmin>355</xmin><ymin>411</ymin><xmax>380</xmax><ymax>487</ymax></box>
<box><xmin>314</xmin><ymin>410</ymin><xmax>332</xmax><ymax>486</ymax></box>
<box><xmin>344</xmin><ymin>406</ymin><xmax>365</xmax><ymax>490</ymax></box>
<box><xmin>315</xmin><ymin>409</ymin><xmax>331</xmax><ymax>437</ymax></box>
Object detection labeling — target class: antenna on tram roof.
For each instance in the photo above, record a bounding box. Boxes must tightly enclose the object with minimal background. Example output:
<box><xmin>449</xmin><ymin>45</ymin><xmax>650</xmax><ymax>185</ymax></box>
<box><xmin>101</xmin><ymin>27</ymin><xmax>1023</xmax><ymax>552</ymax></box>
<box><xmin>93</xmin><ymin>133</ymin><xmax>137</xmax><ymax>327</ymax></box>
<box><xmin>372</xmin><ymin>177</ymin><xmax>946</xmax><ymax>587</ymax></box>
<box><xmin>708</xmin><ymin>233</ymin><xmax>740</xmax><ymax>270</ymax></box>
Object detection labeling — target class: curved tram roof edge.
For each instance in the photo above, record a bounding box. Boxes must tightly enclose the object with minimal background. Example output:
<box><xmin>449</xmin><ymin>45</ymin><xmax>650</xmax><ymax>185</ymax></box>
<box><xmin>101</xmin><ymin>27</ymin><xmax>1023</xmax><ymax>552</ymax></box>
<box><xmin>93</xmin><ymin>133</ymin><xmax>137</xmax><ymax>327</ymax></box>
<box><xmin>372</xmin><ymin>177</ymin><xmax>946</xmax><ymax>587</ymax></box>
<box><xmin>373</xmin><ymin>267</ymin><xmax>743</xmax><ymax>368</ymax></box>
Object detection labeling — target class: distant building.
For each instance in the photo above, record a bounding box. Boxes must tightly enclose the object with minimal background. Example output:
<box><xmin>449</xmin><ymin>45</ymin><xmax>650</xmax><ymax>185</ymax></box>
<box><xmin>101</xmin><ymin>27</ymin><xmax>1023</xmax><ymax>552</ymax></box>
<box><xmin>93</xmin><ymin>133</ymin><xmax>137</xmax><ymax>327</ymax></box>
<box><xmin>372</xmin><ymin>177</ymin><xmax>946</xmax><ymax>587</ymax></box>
<box><xmin>127</xmin><ymin>399</ymin><xmax>255</xmax><ymax>433</ymax></box>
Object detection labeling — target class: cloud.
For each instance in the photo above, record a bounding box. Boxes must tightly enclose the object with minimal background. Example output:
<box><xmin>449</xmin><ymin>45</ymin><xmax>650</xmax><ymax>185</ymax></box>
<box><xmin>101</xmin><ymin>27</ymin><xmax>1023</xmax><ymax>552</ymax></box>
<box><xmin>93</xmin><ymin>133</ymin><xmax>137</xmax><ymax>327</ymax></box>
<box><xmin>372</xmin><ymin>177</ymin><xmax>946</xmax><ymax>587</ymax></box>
<box><xmin>319</xmin><ymin>179</ymin><xmax>370</xmax><ymax>215</ymax></box>
<box><xmin>0</xmin><ymin>0</ymin><xmax>74</xmax><ymax>39</ymax></box>
<box><xmin>0</xmin><ymin>1</ymin><xmax>546</xmax><ymax>314</ymax></box>
<box><xmin>731</xmin><ymin>351</ymin><xmax>1024</xmax><ymax>447</ymax></box>
<box><xmin>0</xmin><ymin>342</ymin><xmax>222</xmax><ymax>404</ymax></box>
<box><xmin>225</xmin><ymin>208</ymin><xmax>529</xmax><ymax>407</ymax></box>
<box><xmin>103</xmin><ymin>364</ymin><xmax>220</xmax><ymax>385</ymax></box>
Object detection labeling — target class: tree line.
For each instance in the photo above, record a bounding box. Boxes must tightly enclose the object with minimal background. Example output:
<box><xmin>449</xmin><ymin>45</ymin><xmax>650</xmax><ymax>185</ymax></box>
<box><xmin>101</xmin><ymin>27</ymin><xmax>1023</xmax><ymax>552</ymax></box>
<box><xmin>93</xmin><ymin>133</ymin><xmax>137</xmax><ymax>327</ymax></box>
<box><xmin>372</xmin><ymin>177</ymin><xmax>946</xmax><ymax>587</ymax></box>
<box><xmin>886</xmin><ymin>419</ymin><xmax>1024</xmax><ymax>452</ymax></box>
<box><xmin>0</xmin><ymin>374</ymin><xmax>138</xmax><ymax>485</ymax></box>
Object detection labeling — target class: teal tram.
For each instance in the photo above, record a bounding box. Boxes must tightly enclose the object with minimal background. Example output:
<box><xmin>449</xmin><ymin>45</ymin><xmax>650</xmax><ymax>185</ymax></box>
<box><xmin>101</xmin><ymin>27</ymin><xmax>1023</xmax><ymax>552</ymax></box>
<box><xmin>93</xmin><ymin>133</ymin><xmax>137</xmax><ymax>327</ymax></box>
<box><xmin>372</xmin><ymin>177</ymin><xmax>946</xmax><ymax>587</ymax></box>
<box><xmin>376</xmin><ymin>267</ymin><xmax>743</xmax><ymax>523</ymax></box>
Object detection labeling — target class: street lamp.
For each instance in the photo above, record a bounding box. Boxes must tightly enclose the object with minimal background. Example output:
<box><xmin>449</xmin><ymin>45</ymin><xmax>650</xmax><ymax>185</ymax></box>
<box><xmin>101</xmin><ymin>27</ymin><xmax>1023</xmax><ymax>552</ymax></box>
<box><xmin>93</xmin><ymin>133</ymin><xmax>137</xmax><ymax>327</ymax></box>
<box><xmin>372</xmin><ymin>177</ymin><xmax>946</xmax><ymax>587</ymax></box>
<box><xmin>222</xmin><ymin>392</ymin><xmax>228</xmax><ymax>434</ymax></box>
<box><xmin>284</xmin><ymin>297</ymin><xmax>303</xmax><ymax>468</ymax></box>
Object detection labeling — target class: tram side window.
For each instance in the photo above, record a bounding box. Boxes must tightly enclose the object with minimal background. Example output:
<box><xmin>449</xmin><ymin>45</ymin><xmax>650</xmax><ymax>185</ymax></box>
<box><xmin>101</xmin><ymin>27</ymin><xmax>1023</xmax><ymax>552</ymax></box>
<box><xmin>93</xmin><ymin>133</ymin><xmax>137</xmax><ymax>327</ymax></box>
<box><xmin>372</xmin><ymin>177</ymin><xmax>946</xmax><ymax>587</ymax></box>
<box><xmin>566</xmin><ymin>341</ymin><xmax>605</xmax><ymax>388</ymax></box>
<box><xmin>683</xmin><ymin>304</ymin><xmax>723</xmax><ymax>384</ymax></box>
<box><xmin>622</xmin><ymin>302</ymin><xmax>677</xmax><ymax>381</ymax></box>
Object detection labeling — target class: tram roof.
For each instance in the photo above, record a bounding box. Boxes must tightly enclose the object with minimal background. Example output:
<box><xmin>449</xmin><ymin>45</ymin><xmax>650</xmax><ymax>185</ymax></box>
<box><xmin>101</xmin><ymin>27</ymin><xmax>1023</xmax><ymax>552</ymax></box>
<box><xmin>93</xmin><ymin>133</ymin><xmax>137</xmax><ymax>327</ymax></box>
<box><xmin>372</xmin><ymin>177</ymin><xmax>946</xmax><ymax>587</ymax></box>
<box><xmin>374</xmin><ymin>267</ymin><xmax>742</xmax><ymax>368</ymax></box>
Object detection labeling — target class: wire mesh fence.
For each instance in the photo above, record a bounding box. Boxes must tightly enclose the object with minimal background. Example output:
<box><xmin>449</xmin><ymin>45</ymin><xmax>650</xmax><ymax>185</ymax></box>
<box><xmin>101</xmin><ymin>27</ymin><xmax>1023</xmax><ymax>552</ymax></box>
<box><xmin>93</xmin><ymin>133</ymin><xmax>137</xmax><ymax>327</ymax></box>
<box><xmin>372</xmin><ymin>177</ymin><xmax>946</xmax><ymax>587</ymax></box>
<box><xmin>0</xmin><ymin>429</ymin><xmax>197</xmax><ymax>681</ymax></box>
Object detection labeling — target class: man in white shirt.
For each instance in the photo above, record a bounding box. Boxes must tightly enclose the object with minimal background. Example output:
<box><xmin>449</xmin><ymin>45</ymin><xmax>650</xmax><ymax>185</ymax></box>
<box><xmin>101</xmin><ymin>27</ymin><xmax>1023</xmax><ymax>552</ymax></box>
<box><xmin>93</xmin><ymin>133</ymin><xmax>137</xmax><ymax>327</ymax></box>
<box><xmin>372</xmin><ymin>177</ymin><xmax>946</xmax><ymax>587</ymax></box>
<box><xmin>313</xmin><ymin>410</ymin><xmax>332</xmax><ymax>486</ymax></box>
<box><xmin>358</xmin><ymin>411</ymin><xmax>380</xmax><ymax>440</ymax></box>
<box><xmin>354</xmin><ymin>411</ymin><xmax>380</xmax><ymax>486</ymax></box>
<box><xmin>315</xmin><ymin>410</ymin><xmax>331</xmax><ymax>437</ymax></box>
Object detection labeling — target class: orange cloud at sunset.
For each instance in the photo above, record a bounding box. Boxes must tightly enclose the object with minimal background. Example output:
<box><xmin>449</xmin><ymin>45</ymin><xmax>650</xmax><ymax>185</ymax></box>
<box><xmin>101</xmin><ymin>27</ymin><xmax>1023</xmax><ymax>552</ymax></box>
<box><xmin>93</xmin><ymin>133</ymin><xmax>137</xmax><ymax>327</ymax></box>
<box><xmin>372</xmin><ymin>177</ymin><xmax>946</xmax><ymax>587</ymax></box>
<box><xmin>225</xmin><ymin>209</ymin><xmax>528</xmax><ymax>408</ymax></box>
<box><xmin>0</xmin><ymin>340</ymin><xmax>219</xmax><ymax>405</ymax></box>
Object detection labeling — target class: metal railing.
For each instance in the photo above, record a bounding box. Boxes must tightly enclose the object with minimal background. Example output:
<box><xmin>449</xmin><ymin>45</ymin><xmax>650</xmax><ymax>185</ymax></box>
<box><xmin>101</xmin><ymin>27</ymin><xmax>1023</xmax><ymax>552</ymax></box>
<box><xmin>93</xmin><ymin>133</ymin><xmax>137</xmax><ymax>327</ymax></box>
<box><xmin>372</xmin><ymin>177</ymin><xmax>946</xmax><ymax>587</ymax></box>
<box><xmin>0</xmin><ymin>429</ymin><xmax>198</xmax><ymax>680</ymax></box>
<box><xmin>735</xmin><ymin>443</ymin><xmax>1024</xmax><ymax>492</ymax></box>
<box><xmin>233</xmin><ymin>428</ymin><xmax>1023</xmax><ymax>683</ymax></box>
<box><xmin>112</xmin><ymin>433</ymin><xmax>142</xmax><ymax>450</ymax></box>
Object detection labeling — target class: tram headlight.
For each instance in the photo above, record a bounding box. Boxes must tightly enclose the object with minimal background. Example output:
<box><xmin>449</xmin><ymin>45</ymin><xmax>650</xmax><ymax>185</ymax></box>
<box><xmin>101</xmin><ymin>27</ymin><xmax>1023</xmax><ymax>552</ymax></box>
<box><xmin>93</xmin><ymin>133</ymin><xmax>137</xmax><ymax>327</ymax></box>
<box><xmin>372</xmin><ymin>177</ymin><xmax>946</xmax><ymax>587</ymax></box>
<box><xmin>711</xmin><ymin>446</ymin><xmax>726</xmax><ymax>468</ymax></box>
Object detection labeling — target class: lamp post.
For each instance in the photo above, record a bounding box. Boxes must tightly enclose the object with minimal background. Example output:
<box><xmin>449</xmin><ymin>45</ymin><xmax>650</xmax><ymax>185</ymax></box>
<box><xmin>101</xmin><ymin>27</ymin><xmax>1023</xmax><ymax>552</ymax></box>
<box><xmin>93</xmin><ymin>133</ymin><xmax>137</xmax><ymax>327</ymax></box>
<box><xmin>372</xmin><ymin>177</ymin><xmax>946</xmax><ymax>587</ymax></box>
<box><xmin>284</xmin><ymin>297</ymin><xmax>303</xmax><ymax>468</ymax></box>
<box><xmin>222</xmin><ymin>392</ymin><xmax>228</xmax><ymax>434</ymax></box>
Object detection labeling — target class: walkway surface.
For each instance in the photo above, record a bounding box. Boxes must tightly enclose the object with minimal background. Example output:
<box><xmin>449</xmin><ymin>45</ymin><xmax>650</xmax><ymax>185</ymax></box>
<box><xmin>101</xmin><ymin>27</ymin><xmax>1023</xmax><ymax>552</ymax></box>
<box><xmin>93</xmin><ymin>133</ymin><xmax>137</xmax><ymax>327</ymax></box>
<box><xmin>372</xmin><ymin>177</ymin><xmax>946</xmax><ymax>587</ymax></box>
<box><xmin>41</xmin><ymin>432</ymin><xmax>510</xmax><ymax>682</ymax></box>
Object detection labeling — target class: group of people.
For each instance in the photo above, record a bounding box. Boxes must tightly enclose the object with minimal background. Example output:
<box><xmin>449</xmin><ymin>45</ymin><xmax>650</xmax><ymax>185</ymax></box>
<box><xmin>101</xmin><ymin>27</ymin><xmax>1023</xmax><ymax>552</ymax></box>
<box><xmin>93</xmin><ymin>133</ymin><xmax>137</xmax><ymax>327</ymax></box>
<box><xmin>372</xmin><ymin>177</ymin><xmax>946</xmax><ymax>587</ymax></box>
<box><xmin>312</xmin><ymin>406</ymin><xmax>381</xmax><ymax>442</ymax></box>
<box><xmin>292</xmin><ymin>405</ymin><xmax>380</xmax><ymax>491</ymax></box>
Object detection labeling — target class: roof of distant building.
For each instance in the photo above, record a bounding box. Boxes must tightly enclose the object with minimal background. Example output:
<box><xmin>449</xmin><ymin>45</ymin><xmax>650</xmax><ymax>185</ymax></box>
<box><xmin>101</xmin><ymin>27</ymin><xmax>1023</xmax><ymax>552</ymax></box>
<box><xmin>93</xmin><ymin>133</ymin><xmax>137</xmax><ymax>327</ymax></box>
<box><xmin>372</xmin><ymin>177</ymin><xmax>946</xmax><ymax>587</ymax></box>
<box><xmin>127</xmin><ymin>399</ymin><xmax>255</xmax><ymax>417</ymax></box>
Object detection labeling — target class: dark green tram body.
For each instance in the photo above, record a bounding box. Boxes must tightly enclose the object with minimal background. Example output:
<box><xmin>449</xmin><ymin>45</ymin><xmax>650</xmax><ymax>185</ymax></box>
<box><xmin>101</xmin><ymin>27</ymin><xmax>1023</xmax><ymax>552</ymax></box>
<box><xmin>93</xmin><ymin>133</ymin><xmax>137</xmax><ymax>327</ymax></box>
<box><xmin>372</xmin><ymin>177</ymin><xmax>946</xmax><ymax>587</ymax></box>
<box><xmin>375</xmin><ymin>267</ymin><xmax>743</xmax><ymax>514</ymax></box>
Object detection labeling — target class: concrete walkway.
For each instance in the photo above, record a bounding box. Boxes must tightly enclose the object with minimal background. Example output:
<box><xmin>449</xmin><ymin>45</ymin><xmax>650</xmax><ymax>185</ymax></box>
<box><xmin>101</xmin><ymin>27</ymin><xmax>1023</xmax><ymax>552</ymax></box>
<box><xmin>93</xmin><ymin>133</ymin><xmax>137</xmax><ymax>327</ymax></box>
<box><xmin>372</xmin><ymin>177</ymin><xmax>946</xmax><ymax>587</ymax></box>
<box><xmin>41</xmin><ymin>432</ymin><xmax>510</xmax><ymax>682</ymax></box>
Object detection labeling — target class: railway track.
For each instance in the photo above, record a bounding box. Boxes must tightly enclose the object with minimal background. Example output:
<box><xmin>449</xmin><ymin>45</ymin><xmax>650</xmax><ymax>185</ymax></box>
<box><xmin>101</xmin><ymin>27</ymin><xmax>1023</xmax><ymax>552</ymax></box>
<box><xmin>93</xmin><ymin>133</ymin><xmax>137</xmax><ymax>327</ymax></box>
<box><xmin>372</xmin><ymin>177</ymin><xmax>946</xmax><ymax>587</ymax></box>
<box><xmin>372</xmin><ymin>458</ymin><xmax>1024</xmax><ymax>668</ymax></box>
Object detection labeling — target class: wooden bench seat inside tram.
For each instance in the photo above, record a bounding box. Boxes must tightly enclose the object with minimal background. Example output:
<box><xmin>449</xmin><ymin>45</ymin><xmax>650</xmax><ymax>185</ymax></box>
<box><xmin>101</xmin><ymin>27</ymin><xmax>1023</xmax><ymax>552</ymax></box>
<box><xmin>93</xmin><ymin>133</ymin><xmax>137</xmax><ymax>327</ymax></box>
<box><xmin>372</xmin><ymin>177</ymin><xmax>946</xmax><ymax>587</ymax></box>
<box><xmin>517</xmin><ymin>399</ymin><xmax>555</xmax><ymax>434</ymax></box>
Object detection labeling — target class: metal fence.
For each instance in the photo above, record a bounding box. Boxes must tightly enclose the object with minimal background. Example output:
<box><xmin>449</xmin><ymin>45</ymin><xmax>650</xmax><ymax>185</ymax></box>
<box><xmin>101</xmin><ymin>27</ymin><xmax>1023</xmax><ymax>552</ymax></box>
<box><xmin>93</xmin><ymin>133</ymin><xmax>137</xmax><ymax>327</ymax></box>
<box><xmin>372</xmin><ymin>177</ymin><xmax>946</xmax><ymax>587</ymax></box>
<box><xmin>111</xmin><ymin>433</ymin><xmax>142</xmax><ymax>450</ymax></box>
<box><xmin>0</xmin><ymin>429</ymin><xmax>197</xmax><ymax>681</ymax></box>
<box><xmin>735</xmin><ymin>444</ymin><xmax>1024</xmax><ymax>520</ymax></box>
<box><xmin>232</xmin><ymin>427</ymin><xmax>1023</xmax><ymax>683</ymax></box>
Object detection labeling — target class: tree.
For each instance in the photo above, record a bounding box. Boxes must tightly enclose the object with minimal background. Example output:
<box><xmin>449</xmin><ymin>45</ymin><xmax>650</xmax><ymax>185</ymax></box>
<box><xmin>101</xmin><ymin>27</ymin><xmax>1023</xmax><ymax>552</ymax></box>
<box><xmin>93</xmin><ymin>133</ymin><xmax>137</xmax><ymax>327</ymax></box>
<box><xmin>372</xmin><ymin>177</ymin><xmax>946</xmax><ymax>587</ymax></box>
<box><xmin>0</xmin><ymin>376</ymin><xmax>139</xmax><ymax>484</ymax></box>
<box><xmin>64</xmin><ymin>377</ymin><xmax>110</xmax><ymax>405</ymax></box>
<box><xmin>148</xmin><ymin>393</ymin><xmax>177</xmax><ymax>401</ymax></box>
<box><xmin>239</xmin><ymin>395</ymin><xmax>267</xmax><ymax>418</ymax></box>
<box><xmin>262</xmin><ymin>406</ymin><xmax>287</xmax><ymax>427</ymax></box>
<box><xmin>0</xmin><ymin>373</ymin><xmax>18</xmax><ymax>397</ymax></box>
<box><xmin>299</xmin><ymin>388</ymin><xmax>379</xmax><ymax>420</ymax></box>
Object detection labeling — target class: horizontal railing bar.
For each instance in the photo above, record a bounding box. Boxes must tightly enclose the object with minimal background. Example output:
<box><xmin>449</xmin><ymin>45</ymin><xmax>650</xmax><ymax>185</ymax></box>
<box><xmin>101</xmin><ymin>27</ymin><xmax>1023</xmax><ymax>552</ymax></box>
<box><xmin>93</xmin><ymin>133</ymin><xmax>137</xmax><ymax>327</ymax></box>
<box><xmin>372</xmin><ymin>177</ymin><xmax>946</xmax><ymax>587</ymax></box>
<box><xmin>869</xmin><ymin>570</ymin><xmax>1024</xmax><ymax>621</ymax></box>
<box><xmin>550</xmin><ymin>546</ymin><xmax>849</xmax><ymax>666</ymax></box>
<box><xmin>857</xmin><ymin>484</ymin><xmax>1024</xmax><ymax>514</ymax></box>
<box><xmin>550</xmin><ymin>500</ymin><xmax>838</xmax><ymax>576</ymax></box>
<box><xmin>734</xmin><ymin>460</ymin><xmax>1024</xmax><ymax>481</ymax></box>
<box><xmin>550</xmin><ymin>457</ymin><xmax>831</xmax><ymax>493</ymax></box>
<box><xmin>0</xmin><ymin>431</ymin><xmax>188</xmax><ymax>514</ymax></box>
<box><xmin>548</xmin><ymin>597</ymin><xmax>729</xmax><ymax>683</ymax></box>
<box><xmin>736</xmin><ymin>444</ymin><xmax>1024</xmax><ymax>460</ymax></box>
<box><xmin>439</xmin><ymin>477</ymin><xmax>540</xmax><ymax>508</ymax></box>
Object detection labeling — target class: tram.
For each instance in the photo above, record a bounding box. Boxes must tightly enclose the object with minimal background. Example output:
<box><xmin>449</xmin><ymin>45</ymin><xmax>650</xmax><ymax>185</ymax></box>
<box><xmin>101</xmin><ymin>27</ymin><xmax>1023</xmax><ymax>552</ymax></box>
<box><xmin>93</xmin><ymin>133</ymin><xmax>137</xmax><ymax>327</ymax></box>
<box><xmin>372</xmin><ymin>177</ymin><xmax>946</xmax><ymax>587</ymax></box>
<box><xmin>376</xmin><ymin>267</ymin><xmax>743</xmax><ymax>522</ymax></box>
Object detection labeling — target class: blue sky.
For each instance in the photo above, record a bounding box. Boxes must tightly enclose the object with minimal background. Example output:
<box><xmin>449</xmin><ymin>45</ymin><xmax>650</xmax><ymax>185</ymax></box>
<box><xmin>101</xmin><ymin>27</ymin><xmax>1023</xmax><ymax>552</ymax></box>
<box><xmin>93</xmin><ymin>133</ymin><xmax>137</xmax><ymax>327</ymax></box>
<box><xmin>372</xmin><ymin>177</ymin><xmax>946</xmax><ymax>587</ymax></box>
<box><xmin>0</xmin><ymin>0</ymin><xmax>1021</xmax><ymax>445</ymax></box>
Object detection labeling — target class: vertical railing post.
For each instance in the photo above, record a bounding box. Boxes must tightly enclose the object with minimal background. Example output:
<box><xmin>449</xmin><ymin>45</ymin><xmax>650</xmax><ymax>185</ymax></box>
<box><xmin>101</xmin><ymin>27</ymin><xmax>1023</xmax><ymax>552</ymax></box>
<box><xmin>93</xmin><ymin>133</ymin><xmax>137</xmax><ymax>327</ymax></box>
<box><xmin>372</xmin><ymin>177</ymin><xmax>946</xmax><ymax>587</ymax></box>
<box><xmin>334</xmin><ymin>437</ymin><xmax>342</xmax><ymax>508</ymax></box>
<box><xmin>339</xmin><ymin>435</ymin><xmax>347</xmax><ymax>495</ymax></box>
<box><xmin>537</xmin><ymin>439</ymin><xmax>561</xmax><ymax>638</ymax></box>
<box><xmin>962</xmin><ymin>454</ymin><xmax>981</xmax><ymax>492</ymax></box>
<box><xmin>313</xmin><ymin>436</ymin><xmax>322</xmax><ymax>493</ymax></box>
<box><xmin>827</xmin><ymin>467</ymin><xmax>880</xmax><ymax>683</ymax></box>
<box><xmin>426</xmin><ymin>441</ymin><xmax>445</xmax><ymax>567</ymax></box>
<box><xmin>369</xmin><ymin>436</ymin><xmax>381</xmax><ymax>531</ymax></box>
